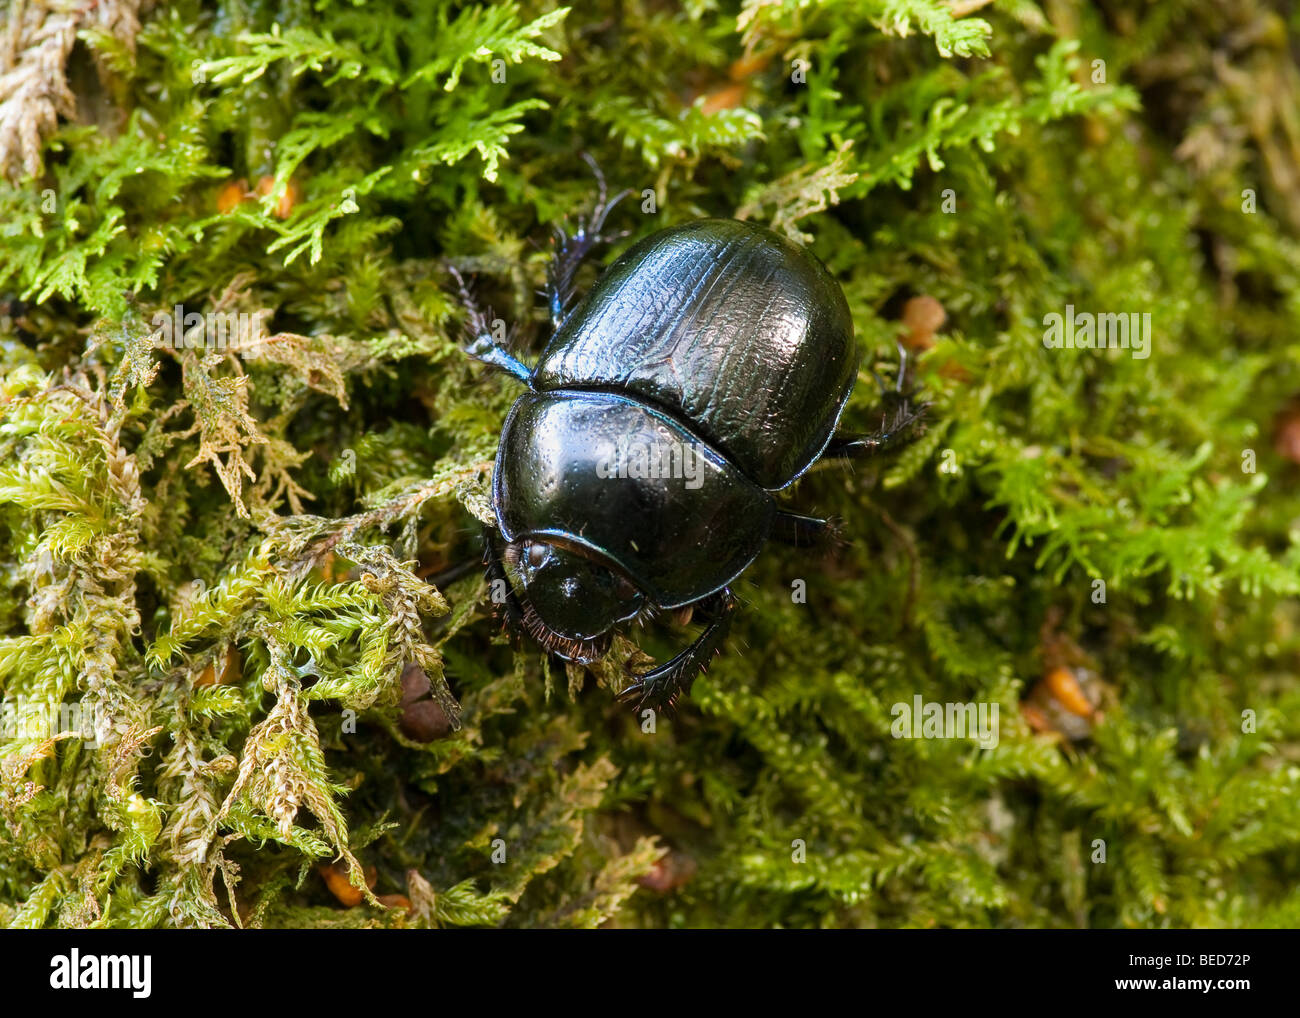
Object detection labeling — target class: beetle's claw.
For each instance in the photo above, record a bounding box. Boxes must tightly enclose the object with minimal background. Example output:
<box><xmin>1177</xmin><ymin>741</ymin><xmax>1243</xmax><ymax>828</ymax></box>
<box><xmin>894</xmin><ymin>338</ymin><xmax>911</xmax><ymax>393</ymax></box>
<box><xmin>580</xmin><ymin>151</ymin><xmax>606</xmax><ymax>195</ymax></box>
<box><xmin>823</xmin><ymin>515</ymin><xmax>848</xmax><ymax>547</ymax></box>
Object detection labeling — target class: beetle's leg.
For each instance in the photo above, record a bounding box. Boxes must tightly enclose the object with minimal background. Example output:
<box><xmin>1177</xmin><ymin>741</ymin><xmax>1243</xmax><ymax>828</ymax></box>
<box><xmin>894</xmin><ymin>338</ymin><xmax>911</xmax><ymax>393</ymax></box>
<box><xmin>825</xmin><ymin>401</ymin><xmax>927</xmax><ymax>460</ymax></box>
<box><xmin>546</xmin><ymin>153</ymin><xmax>631</xmax><ymax>332</ymax></box>
<box><xmin>482</xmin><ymin>528</ymin><xmax>530</xmax><ymax>639</ymax></box>
<box><xmin>870</xmin><ymin>338</ymin><xmax>915</xmax><ymax>394</ymax></box>
<box><xmin>771</xmin><ymin>510</ymin><xmax>843</xmax><ymax>548</ymax></box>
<box><xmin>616</xmin><ymin>588</ymin><xmax>736</xmax><ymax>713</ymax></box>
<box><xmin>447</xmin><ymin>264</ymin><xmax>534</xmax><ymax>385</ymax></box>
<box><xmin>827</xmin><ymin>339</ymin><xmax>929</xmax><ymax>460</ymax></box>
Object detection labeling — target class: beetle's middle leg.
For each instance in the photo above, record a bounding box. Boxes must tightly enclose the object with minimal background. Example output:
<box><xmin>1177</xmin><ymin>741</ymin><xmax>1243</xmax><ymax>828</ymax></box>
<box><xmin>617</xmin><ymin>587</ymin><xmax>736</xmax><ymax>713</ymax></box>
<box><xmin>771</xmin><ymin>510</ymin><xmax>843</xmax><ymax>548</ymax></box>
<box><xmin>447</xmin><ymin>264</ymin><xmax>534</xmax><ymax>384</ymax></box>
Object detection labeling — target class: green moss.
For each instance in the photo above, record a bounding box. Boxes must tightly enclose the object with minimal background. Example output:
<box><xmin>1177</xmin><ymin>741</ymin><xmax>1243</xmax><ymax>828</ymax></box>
<box><xmin>2</xmin><ymin>0</ymin><xmax>1300</xmax><ymax>928</ymax></box>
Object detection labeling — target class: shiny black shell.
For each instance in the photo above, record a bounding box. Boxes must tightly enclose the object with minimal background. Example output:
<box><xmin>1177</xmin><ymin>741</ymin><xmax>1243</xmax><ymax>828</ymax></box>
<box><xmin>495</xmin><ymin>390</ymin><xmax>773</xmax><ymax>608</ymax></box>
<box><xmin>495</xmin><ymin>218</ymin><xmax>856</xmax><ymax>608</ymax></box>
<box><xmin>531</xmin><ymin>218</ymin><xmax>857</xmax><ymax>490</ymax></box>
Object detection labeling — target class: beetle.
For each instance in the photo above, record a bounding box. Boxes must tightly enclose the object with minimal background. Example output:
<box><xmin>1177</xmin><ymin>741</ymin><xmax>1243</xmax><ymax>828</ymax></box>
<box><xmin>452</xmin><ymin>172</ymin><xmax>926</xmax><ymax>711</ymax></box>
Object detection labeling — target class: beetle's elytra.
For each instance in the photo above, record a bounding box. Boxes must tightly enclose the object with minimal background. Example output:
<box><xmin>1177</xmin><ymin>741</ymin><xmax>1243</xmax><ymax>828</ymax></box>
<box><xmin>454</xmin><ymin>182</ymin><xmax>926</xmax><ymax>711</ymax></box>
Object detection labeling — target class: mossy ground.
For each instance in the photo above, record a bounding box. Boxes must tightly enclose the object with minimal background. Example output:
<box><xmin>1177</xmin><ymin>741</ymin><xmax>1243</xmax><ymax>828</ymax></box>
<box><xmin>2</xmin><ymin>0</ymin><xmax>1300</xmax><ymax>928</ymax></box>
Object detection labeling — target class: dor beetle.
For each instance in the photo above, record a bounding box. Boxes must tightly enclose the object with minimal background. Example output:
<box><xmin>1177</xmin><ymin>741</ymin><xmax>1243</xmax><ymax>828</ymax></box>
<box><xmin>453</xmin><ymin>175</ymin><xmax>925</xmax><ymax>711</ymax></box>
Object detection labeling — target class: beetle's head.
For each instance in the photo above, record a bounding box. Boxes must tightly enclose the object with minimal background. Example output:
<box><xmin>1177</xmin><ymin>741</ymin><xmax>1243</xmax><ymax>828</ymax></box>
<box><xmin>501</xmin><ymin>537</ymin><xmax>645</xmax><ymax>662</ymax></box>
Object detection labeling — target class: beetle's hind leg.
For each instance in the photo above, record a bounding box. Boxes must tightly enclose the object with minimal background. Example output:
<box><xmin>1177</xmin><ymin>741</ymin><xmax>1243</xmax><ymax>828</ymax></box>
<box><xmin>617</xmin><ymin>588</ymin><xmax>737</xmax><ymax>713</ymax></box>
<box><xmin>447</xmin><ymin>264</ymin><xmax>534</xmax><ymax>384</ymax></box>
<box><xmin>825</xmin><ymin>401</ymin><xmax>926</xmax><ymax>460</ymax></box>
<box><xmin>827</xmin><ymin>341</ymin><xmax>929</xmax><ymax>461</ymax></box>
<box><xmin>546</xmin><ymin>153</ymin><xmax>631</xmax><ymax>332</ymax></box>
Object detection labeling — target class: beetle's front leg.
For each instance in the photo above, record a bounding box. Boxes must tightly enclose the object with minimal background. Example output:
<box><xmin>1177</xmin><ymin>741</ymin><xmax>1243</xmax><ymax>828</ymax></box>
<box><xmin>617</xmin><ymin>588</ymin><xmax>737</xmax><ymax>713</ymax></box>
<box><xmin>547</xmin><ymin>154</ymin><xmax>630</xmax><ymax>332</ymax></box>
<box><xmin>447</xmin><ymin>264</ymin><xmax>534</xmax><ymax>385</ymax></box>
<box><xmin>482</xmin><ymin>528</ymin><xmax>530</xmax><ymax>637</ymax></box>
